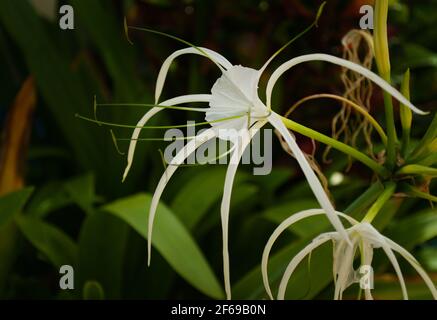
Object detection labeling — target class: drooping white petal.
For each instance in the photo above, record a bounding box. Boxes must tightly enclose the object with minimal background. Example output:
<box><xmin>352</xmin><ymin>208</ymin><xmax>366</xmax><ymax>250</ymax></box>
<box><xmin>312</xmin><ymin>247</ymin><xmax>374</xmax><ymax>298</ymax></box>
<box><xmin>155</xmin><ymin>47</ymin><xmax>232</xmax><ymax>103</ymax></box>
<box><xmin>220</xmin><ymin>121</ymin><xmax>266</xmax><ymax>300</ymax></box>
<box><xmin>266</xmin><ymin>53</ymin><xmax>427</xmax><ymax>115</ymax></box>
<box><xmin>332</xmin><ymin>237</ymin><xmax>348</xmax><ymax>291</ymax></box>
<box><xmin>379</xmin><ymin>241</ymin><xmax>409</xmax><ymax>300</ymax></box>
<box><xmin>147</xmin><ymin>127</ymin><xmax>217</xmax><ymax>265</ymax></box>
<box><xmin>385</xmin><ymin>238</ymin><xmax>437</xmax><ymax>299</ymax></box>
<box><xmin>361</xmin><ymin>242</ymin><xmax>375</xmax><ymax>300</ymax></box>
<box><xmin>334</xmin><ymin>236</ymin><xmax>358</xmax><ymax>300</ymax></box>
<box><xmin>261</xmin><ymin>209</ymin><xmax>357</xmax><ymax>299</ymax></box>
<box><xmin>123</xmin><ymin>94</ymin><xmax>212</xmax><ymax>181</ymax></box>
<box><xmin>277</xmin><ymin>235</ymin><xmax>332</xmax><ymax>300</ymax></box>
<box><xmin>268</xmin><ymin>112</ymin><xmax>351</xmax><ymax>243</ymax></box>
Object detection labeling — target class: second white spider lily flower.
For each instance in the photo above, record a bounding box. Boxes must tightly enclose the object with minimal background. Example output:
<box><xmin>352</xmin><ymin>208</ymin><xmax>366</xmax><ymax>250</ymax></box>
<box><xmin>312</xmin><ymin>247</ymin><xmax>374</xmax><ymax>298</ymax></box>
<box><xmin>262</xmin><ymin>209</ymin><xmax>437</xmax><ymax>300</ymax></box>
<box><xmin>123</xmin><ymin>41</ymin><xmax>425</xmax><ymax>299</ymax></box>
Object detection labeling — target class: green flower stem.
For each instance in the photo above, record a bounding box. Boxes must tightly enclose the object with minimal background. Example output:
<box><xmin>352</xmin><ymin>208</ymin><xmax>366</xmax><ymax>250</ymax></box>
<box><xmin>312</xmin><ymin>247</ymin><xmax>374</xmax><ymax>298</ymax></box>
<box><xmin>382</xmin><ymin>93</ymin><xmax>397</xmax><ymax>170</ymax></box>
<box><xmin>374</xmin><ymin>0</ymin><xmax>397</xmax><ymax>170</ymax></box>
<box><xmin>400</xmin><ymin>69</ymin><xmax>412</xmax><ymax>156</ymax></box>
<box><xmin>280</xmin><ymin>116</ymin><xmax>390</xmax><ymax>177</ymax></box>
<box><xmin>362</xmin><ymin>182</ymin><xmax>396</xmax><ymax>223</ymax></box>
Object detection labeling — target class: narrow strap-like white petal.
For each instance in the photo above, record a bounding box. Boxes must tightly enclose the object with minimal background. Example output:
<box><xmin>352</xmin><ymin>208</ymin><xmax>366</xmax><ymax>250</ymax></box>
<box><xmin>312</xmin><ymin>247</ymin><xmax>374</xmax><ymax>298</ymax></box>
<box><xmin>155</xmin><ymin>47</ymin><xmax>233</xmax><ymax>103</ymax></box>
<box><xmin>261</xmin><ymin>209</ymin><xmax>357</xmax><ymax>299</ymax></box>
<box><xmin>221</xmin><ymin>121</ymin><xmax>265</xmax><ymax>300</ymax></box>
<box><xmin>334</xmin><ymin>238</ymin><xmax>358</xmax><ymax>300</ymax></box>
<box><xmin>380</xmin><ymin>241</ymin><xmax>409</xmax><ymax>300</ymax></box>
<box><xmin>147</xmin><ymin>127</ymin><xmax>217</xmax><ymax>265</ymax></box>
<box><xmin>123</xmin><ymin>94</ymin><xmax>212</xmax><ymax>181</ymax></box>
<box><xmin>268</xmin><ymin>112</ymin><xmax>351</xmax><ymax>243</ymax></box>
<box><xmin>385</xmin><ymin>238</ymin><xmax>437</xmax><ymax>299</ymax></box>
<box><xmin>266</xmin><ymin>53</ymin><xmax>427</xmax><ymax>115</ymax></box>
<box><xmin>361</xmin><ymin>242</ymin><xmax>374</xmax><ymax>300</ymax></box>
<box><xmin>277</xmin><ymin>235</ymin><xmax>332</xmax><ymax>300</ymax></box>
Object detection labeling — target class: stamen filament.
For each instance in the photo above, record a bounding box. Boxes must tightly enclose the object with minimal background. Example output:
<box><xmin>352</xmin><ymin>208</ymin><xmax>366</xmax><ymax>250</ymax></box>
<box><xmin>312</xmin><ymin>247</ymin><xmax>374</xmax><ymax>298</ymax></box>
<box><xmin>96</xmin><ymin>102</ymin><xmax>208</xmax><ymax>113</ymax></box>
<box><xmin>76</xmin><ymin>113</ymin><xmax>246</xmax><ymax>129</ymax></box>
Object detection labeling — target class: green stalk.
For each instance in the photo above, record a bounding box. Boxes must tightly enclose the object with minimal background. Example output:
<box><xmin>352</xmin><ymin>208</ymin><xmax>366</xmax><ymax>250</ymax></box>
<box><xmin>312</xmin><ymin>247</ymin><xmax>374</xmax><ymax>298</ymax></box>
<box><xmin>280</xmin><ymin>116</ymin><xmax>389</xmax><ymax>177</ymax></box>
<box><xmin>362</xmin><ymin>182</ymin><xmax>396</xmax><ymax>223</ymax></box>
<box><xmin>374</xmin><ymin>0</ymin><xmax>397</xmax><ymax>170</ymax></box>
<box><xmin>343</xmin><ymin>182</ymin><xmax>384</xmax><ymax>216</ymax></box>
<box><xmin>397</xmin><ymin>164</ymin><xmax>437</xmax><ymax>177</ymax></box>
<box><xmin>400</xmin><ymin>69</ymin><xmax>412</xmax><ymax>156</ymax></box>
<box><xmin>401</xmin><ymin>183</ymin><xmax>437</xmax><ymax>203</ymax></box>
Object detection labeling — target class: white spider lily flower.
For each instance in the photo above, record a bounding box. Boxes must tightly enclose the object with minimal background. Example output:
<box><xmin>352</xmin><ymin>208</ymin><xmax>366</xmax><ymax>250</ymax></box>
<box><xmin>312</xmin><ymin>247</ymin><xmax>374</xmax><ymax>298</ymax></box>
<box><xmin>123</xmin><ymin>44</ymin><xmax>425</xmax><ymax>299</ymax></box>
<box><xmin>262</xmin><ymin>209</ymin><xmax>437</xmax><ymax>300</ymax></box>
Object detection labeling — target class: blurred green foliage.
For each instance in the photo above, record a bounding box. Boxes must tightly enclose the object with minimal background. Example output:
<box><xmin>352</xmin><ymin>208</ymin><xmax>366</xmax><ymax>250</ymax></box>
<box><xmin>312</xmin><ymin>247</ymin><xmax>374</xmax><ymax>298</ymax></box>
<box><xmin>0</xmin><ymin>0</ymin><xmax>436</xmax><ymax>299</ymax></box>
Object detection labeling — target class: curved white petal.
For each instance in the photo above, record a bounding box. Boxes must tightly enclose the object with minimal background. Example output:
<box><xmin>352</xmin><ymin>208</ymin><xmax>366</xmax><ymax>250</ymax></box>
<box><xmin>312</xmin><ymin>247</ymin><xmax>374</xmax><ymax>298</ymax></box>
<box><xmin>380</xmin><ymin>241</ymin><xmax>409</xmax><ymax>300</ymax></box>
<box><xmin>155</xmin><ymin>47</ymin><xmax>233</xmax><ymax>103</ymax></box>
<box><xmin>385</xmin><ymin>238</ymin><xmax>437</xmax><ymax>299</ymax></box>
<box><xmin>261</xmin><ymin>209</ymin><xmax>357</xmax><ymax>300</ymax></box>
<box><xmin>277</xmin><ymin>235</ymin><xmax>332</xmax><ymax>300</ymax></box>
<box><xmin>268</xmin><ymin>112</ymin><xmax>351</xmax><ymax>243</ymax></box>
<box><xmin>123</xmin><ymin>94</ymin><xmax>212</xmax><ymax>181</ymax></box>
<box><xmin>266</xmin><ymin>53</ymin><xmax>427</xmax><ymax>115</ymax></box>
<box><xmin>147</xmin><ymin>127</ymin><xmax>217</xmax><ymax>265</ymax></box>
<box><xmin>334</xmin><ymin>237</ymin><xmax>358</xmax><ymax>300</ymax></box>
<box><xmin>361</xmin><ymin>242</ymin><xmax>374</xmax><ymax>300</ymax></box>
<box><xmin>220</xmin><ymin>121</ymin><xmax>266</xmax><ymax>300</ymax></box>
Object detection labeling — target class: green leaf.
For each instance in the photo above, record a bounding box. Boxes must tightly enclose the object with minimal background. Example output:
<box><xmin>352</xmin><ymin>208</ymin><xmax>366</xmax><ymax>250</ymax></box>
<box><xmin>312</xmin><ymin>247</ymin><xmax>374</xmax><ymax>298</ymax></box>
<box><xmin>397</xmin><ymin>164</ymin><xmax>437</xmax><ymax>177</ymax></box>
<box><xmin>103</xmin><ymin>193</ymin><xmax>224</xmax><ymax>299</ymax></box>
<box><xmin>0</xmin><ymin>0</ymin><xmax>104</xmax><ymax>171</ymax></box>
<box><xmin>386</xmin><ymin>208</ymin><xmax>437</xmax><ymax>249</ymax></box>
<box><xmin>26</xmin><ymin>182</ymin><xmax>71</xmax><ymax>218</ymax></box>
<box><xmin>372</xmin><ymin>277</ymin><xmax>437</xmax><ymax>300</ymax></box>
<box><xmin>16</xmin><ymin>216</ymin><xmax>78</xmax><ymax>268</ymax></box>
<box><xmin>417</xmin><ymin>247</ymin><xmax>437</xmax><ymax>272</ymax></box>
<box><xmin>402</xmin><ymin>44</ymin><xmax>437</xmax><ymax>69</ymax></box>
<box><xmin>77</xmin><ymin>211</ymin><xmax>129</xmax><ymax>299</ymax></box>
<box><xmin>83</xmin><ymin>281</ymin><xmax>105</xmax><ymax>300</ymax></box>
<box><xmin>64</xmin><ymin>173</ymin><xmax>96</xmax><ymax>215</ymax></box>
<box><xmin>171</xmin><ymin>167</ymin><xmax>226</xmax><ymax>229</ymax></box>
<box><xmin>0</xmin><ymin>187</ymin><xmax>34</xmax><ymax>295</ymax></box>
<box><xmin>262</xmin><ymin>199</ymin><xmax>321</xmax><ymax>238</ymax></box>
<box><xmin>69</xmin><ymin>0</ymin><xmax>143</xmax><ymax>100</ymax></box>
<box><xmin>0</xmin><ymin>187</ymin><xmax>34</xmax><ymax>226</ymax></box>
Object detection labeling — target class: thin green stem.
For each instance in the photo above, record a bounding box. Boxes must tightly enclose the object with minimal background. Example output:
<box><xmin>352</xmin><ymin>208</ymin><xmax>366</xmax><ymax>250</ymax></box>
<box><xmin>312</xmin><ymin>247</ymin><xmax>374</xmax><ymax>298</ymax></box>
<box><xmin>383</xmin><ymin>93</ymin><xmax>398</xmax><ymax>169</ymax></box>
<box><xmin>76</xmin><ymin>113</ymin><xmax>245</xmax><ymax>129</ymax></box>
<box><xmin>362</xmin><ymin>182</ymin><xmax>396</xmax><ymax>223</ymax></box>
<box><xmin>400</xmin><ymin>69</ymin><xmax>412</xmax><ymax>156</ymax></box>
<box><xmin>374</xmin><ymin>1</ymin><xmax>397</xmax><ymax>170</ymax></box>
<box><xmin>280</xmin><ymin>116</ymin><xmax>390</xmax><ymax>177</ymax></box>
<box><xmin>96</xmin><ymin>103</ymin><xmax>208</xmax><ymax>113</ymax></box>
